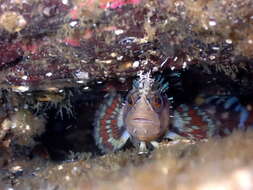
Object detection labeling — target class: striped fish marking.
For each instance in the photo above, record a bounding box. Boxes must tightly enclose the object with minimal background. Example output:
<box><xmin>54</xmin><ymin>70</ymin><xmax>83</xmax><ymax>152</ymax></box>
<box><xmin>170</xmin><ymin>104</ymin><xmax>218</xmax><ymax>140</ymax></box>
<box><xmin>94</xmin><ymin>76</ymin><xmax>253</xmax><ymax>153</ymax></box>
<box><xmin>93</xmin><ymin>90</ymin><xmax>129</xmax><ymax>153</ymax></box>
<box><xmin>93</xmin><ymin>72</ymin><xmax>171</xmax><ymax>153</ymax></box>
<box><xmin>194</xmin><ymin>95</ymin><xmax>253</xmax><ymax>135</ymax></box>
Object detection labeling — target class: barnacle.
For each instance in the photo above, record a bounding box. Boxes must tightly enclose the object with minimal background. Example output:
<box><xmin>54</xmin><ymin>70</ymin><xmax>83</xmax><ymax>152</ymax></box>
<box><xmin>2</xmin><ymin>109</ymin><xmax>46</xmax><ymax>147</ymax></box>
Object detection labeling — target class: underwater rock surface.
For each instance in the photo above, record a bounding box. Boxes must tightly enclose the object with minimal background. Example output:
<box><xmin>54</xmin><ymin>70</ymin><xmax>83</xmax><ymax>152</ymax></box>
<box><xmin>0</xmin><ymin>0</ymin><xmax>252</xmax><ymax>90</ymax></box>
<box><xmin>0</xmin><ymin>0</ymin><xmax>253</xmax><ymax>189</ymax></box>
<box><xmin>1</xmin><ymin>131</ymin><xmax>253</xmax><ymax>190</ymax></box>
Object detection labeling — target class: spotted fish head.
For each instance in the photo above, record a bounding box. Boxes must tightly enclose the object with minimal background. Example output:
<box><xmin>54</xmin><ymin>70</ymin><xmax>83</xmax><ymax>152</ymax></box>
<box><xmin>123</xmin><ymin>72</ymin><xmax>170</xmax><ymax>142</ymax></box>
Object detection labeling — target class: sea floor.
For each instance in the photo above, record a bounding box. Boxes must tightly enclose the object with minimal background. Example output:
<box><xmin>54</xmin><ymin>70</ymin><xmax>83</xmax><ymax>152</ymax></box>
<box><xmin>1</xmin><ymin>130</ymin><xmax>253</xmax><ymax>190</ymax></box>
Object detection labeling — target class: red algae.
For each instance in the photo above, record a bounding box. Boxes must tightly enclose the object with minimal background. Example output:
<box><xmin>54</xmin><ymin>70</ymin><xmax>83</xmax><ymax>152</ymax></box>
<box><xmin>0</xmin><ymin>1</ymin><xmax>253</xmax><ymax>189</ymax></box>
<box><xmin>0</xmin><ymin>0</ymin><xmax>251</xmax><ymax>89</ymax></box>
<box><xmin>0</xmin><ymin>42</ymin><xmax>23</xmax><ymax>70</ymax></box>
<box><xmin>99</xmin><ymin>0</ymin><xmax>141</xmax><ymax>9</ymax></box>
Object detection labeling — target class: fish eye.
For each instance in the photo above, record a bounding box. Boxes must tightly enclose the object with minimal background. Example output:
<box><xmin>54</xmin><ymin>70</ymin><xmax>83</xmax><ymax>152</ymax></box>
<box><xmin>150</xmin><ymin>94</ymin><xmax>163</xmax><ymax>110</ymax></box>
<box><xmin>126</xmin><ymin>92</ymin><xmax>140</xmax><ymax>106</ymax></box>
<box><xmin>127</xmin><ymin>95</ymin><xmax>134</xmax><ymax>105</ymax></box>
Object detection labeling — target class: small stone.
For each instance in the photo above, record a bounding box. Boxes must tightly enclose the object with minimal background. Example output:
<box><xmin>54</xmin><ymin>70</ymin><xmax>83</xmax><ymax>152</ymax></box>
<box><xmin>62</xmin><ymin>0</ymin><xmax>69</xmax><ymax>5</ymax></box>
<box><xmin>21</xmin><ymin>75</ymin><xmax>28</xmax><ymax>80</ymax></box>
<box><xmin>65</xmin><ymin>175</ymin><xmax>70</xmax><ymax>181</ymax></box>
<box><xmin>209</xmin><ymin>55</ymin><xmax>216</xmax><ymax>60</ymax></box>
<box><xmin>76</xmin><ymin>80</ymin><xmax>84</xmax><ymax>84</ymax></box>
<box><xmin>212</xmin><ymin>47</ymin><xmax>219</xmax><ymax>50</ymax></box>
<box><xmin>209</xmin><ymin>20</ymin><xmax>217</xmax><ymax>26</ymax></box>
<box><xmin>69</xmin><ymin>20</ymin><xmax>78</xmax><ymax>27</ymax></box>
<box><xmin>75</xmin><ymin>71</ymin><xmax>89</xmax><ymax>80</ymax></box>
<box><xmin>43</xmin><ymin>7</ymin><xmax>51</xmax><ymax>17</ymax></box>
<box><xmin>110</xmin><ymin>52</ymin><xmax>117</xmax><ymax>57</ymax></box>
<box><xmin>46</xmin><ymin>72</ymin><xmax>53</xmax><ymax>77</ymax></box>
<box><xmin>117</xmin><ymin>56</ymin><xmax>124</xmax><ymax>61</ymax></box>
<box><xmin>0</xmin><ymin>12</ymin><xmax>27</xmax><ymax>33</ymax></box>
<box><xmin>12</xmin><ymin>86</ymin><xmax>29</xmax><ymax>92</ymax></box>
<box><xmin>182</xmin><ymin>62</ymin><xmax>187</xmax><ymax>69</ymax></box>
<box><xmin>114</xmin><ymin>29</ymin><xmax>124</xmax><ymax>35</ymax></box>
<box><xmin>132</xmin><ymin>61</ymin><xmax>140</xmax><ymax>68</ymax></box>
<box><xmin>225</xmin><ymin>39</ymin><xmax>233</xmax><ymax>44</ymax></box>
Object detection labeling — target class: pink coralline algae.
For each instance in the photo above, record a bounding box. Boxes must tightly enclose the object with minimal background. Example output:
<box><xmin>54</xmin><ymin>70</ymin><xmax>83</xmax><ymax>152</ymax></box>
<box><xmin>68</xmin><ymin>0</ymin><xmax>141</xmax><ymax>20</ymax></box>
<box><xmin>63</xmin><ymin>37</ymin><xmax>81</xmax><ymax>47</ymax></box>
<box><xmin>1</xmin><ymin>1</ymin><xmax>253</xmax><ymax>189</ymax></box>
<box><xmin>99</xmin><ymin>0</ymin><xmax>142</xmax><ymax>9</ymax></box>
<box><xmin>0</xmin><ymin>43</ymin><xmax>23</xmax><ymax>70</ymax></box>
<box><xmin>0</xmin><ymin>0</ymin><xmax>252</xmax><ymax>92</ymax></box>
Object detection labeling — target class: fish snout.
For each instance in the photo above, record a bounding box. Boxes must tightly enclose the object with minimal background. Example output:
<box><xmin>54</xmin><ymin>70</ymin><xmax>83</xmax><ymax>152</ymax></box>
<box><xmin>126</xmin><ymin>117</ymin><xmax>161</xmax><ymax>141</ymax></box>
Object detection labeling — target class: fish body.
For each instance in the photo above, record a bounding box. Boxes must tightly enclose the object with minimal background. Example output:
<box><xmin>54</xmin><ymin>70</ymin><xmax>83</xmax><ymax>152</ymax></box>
<box><xmin>93</xmin><ymin>74</ymin><xmax>253</xmax><ymax>153</ymax></box>
<box><xmin>93</xmin><ymin>91</ymin><xmax>127</xmax><ymax>153</ymax></box>
<box><xmin>168</xmin><ymin>95</ymin><xmax>253</xmax><ymax>141</ymax></box>
<box><xmin>169</xmin><ymin>104</ymin><xmax>218</xmax><ymax>141</ymax></box>
<box><xmin>94</xmin><ymin>72</ymin><xmax>170</xmax><ymax>153</ymax></box>
<box><xmin>196</xmin><ymin>95</ymin><xmax>253</xmax><ymax>135</ymax></box>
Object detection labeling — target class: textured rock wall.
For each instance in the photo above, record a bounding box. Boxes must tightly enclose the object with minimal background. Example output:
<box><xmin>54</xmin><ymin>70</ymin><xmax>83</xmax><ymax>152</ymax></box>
<box><xmin>0</xmin><ymin>0</ymin><xmax>252</xmax><ymax>91</ymax></box>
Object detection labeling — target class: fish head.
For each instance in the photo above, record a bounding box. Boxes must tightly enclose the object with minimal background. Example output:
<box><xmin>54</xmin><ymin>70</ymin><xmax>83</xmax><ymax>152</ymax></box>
<box><xmin>123</xmin><ymin>72</ymin><xmax>170</xmax><ymax>142</ymax></box>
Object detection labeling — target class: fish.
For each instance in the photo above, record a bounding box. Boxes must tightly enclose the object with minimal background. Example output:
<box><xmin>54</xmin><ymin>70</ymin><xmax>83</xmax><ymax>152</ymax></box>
<box><xmin>93</xmin><ymin>72</ymin><xmax>253</xmax><ymax>154</ymax></box>
<box><xmin>167</xmin><ymin>95</ymin><xmax>253</xmax><ymax>141</ymax></box>
<box><xmin>195</xmin><ymin>95</ymin><xmax>253</xmax><ymax>135</ymax></box>
<box><xmin>93</xmin><ymin>71</ymin><xmax>171</xmax><ymax>154</ymax></box>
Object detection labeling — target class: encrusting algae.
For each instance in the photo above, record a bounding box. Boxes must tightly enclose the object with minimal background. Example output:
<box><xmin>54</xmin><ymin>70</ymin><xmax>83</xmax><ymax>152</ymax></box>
<box><xmin>0</xmin><ymin>0</ymin><xmax>253</xmax><ymax>189</ymax></box>
<box><xmin>7</xmin><ymin>131</ymin><xmax>253</xmax><ymax>190</ymax></box>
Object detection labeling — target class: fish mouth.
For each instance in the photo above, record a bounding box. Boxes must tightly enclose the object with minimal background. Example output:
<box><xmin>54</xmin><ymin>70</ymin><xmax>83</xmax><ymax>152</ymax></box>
<box><xmin>132</xmin><ymin>118</ymin><xmax>154</xmax><ymax>123</ymax></box>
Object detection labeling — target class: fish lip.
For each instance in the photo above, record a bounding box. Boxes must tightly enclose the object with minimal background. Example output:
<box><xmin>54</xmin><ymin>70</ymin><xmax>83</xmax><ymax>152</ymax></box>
<box><xmin>132</xmin><ymin>118</ymin><xmax>153</xmax><ymax>123</ymax></box>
